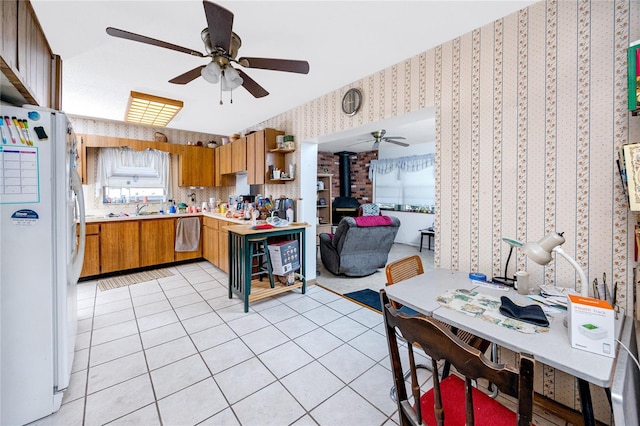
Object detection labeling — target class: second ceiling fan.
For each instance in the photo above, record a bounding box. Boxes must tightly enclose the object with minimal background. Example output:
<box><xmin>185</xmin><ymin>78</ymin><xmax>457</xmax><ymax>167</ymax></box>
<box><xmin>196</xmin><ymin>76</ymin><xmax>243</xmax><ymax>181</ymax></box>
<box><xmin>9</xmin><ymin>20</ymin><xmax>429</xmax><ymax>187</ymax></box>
<box><xmin>353</xmin><ymin>130</ymin><xmax>409</xmax><ymax>150</ymax></box>
<box><xmin>106</xmin><ymin>0</ymin><xmax>309</xmax><ymax>99</ymax></box>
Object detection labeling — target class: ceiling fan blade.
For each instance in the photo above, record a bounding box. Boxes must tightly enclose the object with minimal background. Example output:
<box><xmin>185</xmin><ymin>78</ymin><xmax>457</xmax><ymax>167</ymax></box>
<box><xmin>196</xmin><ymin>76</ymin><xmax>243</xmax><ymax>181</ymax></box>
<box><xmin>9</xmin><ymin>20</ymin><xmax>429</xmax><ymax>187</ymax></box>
<box><xmin>106</xmin><ymin>27</ymin><xmax>205</xmax><ymax>57</ymax></box>
<box><xmin>169</xmin><ymin>65</ymin><xmax>205</xmax><ymax>84</ymax></box>
<box><xmin>203</xmin><ymin>1</ymin><xmax>234</xmax><ymax>53</ymax></box>
<box><xmin>372</xmin><ymin>140</ymin><xmax>381</xmax><ymax>150</ymax></box>
<box><xmin>236</xmin><ymin>69</ymin><xmax>269</xmax><ymax>98</ymax></box>
<box><xmin>346</xmin><ymin>139</ymin><xmax>373</xmax><ymax>147</ymax></box>
<box><xmin>385</xmin><ymin>139</ymin><xmax>410</xmax><ymax>147</ymax></box>
<box><xmin>384</xmin><ymin>136</ymin><xmax>406</xmax><ymax>140</ymax></box>
<box><xmin>239</xmin><ymin>57</ymin><xmax>310</xmax><ymax>74</ymax></box>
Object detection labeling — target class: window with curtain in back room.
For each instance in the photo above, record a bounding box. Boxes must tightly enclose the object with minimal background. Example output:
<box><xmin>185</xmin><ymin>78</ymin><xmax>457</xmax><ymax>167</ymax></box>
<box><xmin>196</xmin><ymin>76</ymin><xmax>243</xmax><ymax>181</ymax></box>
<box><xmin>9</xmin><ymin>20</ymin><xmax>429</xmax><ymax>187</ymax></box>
<box><xmin>370</xmin><ymin>153</ymin><xmax>435</xmax><ymax>213</ymax></box>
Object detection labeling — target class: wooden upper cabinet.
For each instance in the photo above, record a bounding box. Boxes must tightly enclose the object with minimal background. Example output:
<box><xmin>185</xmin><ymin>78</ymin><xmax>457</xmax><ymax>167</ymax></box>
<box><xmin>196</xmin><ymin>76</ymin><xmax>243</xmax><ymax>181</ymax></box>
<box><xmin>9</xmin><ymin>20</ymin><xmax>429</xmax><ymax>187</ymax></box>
<box><xmin>230</xmin><ymin>138</ymin><xmax>247</xmax><ymax>173</ymax></box>
<box><xmin>178</xmin><ymin>145</ymin><xmax>215</xmax><ymax>187</ymax></box>
<box><xmin>1</xmin><ymin>0</ymin><xmax>55</xmax><ymax>107</ymax></box>
<box><xmin>247</xmin><ymin>131</ymin><xmax>265</xmax><ymax>184</ymax></box>
<box><xmin>218</xmin><ymin>142</ymin><xmax>232</xmax><ymax>175</ymax></box>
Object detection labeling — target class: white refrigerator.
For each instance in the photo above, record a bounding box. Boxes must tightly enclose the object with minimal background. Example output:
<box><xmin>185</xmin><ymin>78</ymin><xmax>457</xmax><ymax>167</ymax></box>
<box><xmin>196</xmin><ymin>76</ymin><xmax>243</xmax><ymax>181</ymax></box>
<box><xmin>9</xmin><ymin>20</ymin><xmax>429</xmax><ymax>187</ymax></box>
<box><xmin>0</xmin><ymin>104</ymin><xmax>86</xmax><ymax>425</ymax></box>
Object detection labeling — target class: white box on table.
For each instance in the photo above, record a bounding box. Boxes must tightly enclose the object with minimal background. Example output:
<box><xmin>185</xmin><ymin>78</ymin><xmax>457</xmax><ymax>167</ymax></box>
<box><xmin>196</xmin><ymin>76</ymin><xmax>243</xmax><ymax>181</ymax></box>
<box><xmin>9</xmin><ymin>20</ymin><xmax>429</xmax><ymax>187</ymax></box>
<box><xmin>268</xmin><ymin>240</ymin><xmax>300</xmax><ymax>275</ymax></box>
<box><xmin>567</xmin><ymin>294</ymin><xmax>615</xmax><ymax>358</ymax></box>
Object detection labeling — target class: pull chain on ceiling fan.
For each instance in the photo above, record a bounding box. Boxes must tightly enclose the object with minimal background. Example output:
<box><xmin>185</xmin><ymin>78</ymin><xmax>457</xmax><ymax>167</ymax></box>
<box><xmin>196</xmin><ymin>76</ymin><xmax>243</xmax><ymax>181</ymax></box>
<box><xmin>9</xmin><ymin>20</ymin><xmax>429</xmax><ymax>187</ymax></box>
<box><xmin>106</xmin><ymin>0</ymin><xmax>310</xmax><ymax>103</ymax></box>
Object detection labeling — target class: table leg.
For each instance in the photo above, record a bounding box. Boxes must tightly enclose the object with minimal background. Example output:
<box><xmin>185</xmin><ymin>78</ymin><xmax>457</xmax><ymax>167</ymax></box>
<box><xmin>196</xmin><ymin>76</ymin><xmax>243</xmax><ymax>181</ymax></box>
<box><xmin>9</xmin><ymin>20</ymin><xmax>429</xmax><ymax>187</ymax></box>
<box><xmin>420</xmin><ymin>233</ymin><xmax>424</xmax><ymax>252</ymax></box>
<box><xmin>578</xmin><ymin>378</ymin><xmax>595</xmax><ymax>426</ymax></box>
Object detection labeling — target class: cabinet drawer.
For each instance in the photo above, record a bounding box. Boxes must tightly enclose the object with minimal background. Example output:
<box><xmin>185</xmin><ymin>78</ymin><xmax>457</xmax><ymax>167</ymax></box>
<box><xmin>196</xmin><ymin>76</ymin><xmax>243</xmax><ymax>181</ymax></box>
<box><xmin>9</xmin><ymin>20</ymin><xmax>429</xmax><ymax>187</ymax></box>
<box><xmin>78</xmin><ymin>223</ymin><xmax>100</xmax><ymax>236</ymax></box>
<box><xmin>203</xmin><ymin>216</ymin><xmax>220</xmax><ymax>229</ymax></box>
<box><xmin>86</xmin><ymin>223</ymin><xmax>100</xmax><ymax>235</ymax></box>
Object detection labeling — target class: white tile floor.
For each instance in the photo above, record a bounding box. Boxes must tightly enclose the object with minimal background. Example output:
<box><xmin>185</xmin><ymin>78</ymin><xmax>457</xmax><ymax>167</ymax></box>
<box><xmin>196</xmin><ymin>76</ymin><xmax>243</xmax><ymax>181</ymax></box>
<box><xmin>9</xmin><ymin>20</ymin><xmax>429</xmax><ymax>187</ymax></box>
<box><xmin>31</xmin><ymin>261</ymin><xmax>403</xmax><ymax>426</ymax></box>
<box><xmin>30</xmin><ymin>260</ymin><xmax>564</xmax><ymax>426</ymax></box>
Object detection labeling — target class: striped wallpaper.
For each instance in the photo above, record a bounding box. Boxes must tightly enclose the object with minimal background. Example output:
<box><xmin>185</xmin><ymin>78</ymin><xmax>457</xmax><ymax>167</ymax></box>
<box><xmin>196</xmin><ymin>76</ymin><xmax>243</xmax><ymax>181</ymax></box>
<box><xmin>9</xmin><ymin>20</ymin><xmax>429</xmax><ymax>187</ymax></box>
<box><xmin>252</xmin><ymin>1</ymin><xmax>640</xmax><ymax>420</ymax></box>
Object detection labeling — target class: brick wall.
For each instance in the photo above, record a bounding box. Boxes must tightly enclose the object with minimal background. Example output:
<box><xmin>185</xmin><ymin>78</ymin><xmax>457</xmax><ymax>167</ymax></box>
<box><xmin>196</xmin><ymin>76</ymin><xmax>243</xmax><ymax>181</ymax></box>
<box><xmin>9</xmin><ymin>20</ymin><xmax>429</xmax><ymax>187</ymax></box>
<box><xmin>317</xmin><ymin>151</ymin><xmax>378</xmax><ymax>202</ymax></box>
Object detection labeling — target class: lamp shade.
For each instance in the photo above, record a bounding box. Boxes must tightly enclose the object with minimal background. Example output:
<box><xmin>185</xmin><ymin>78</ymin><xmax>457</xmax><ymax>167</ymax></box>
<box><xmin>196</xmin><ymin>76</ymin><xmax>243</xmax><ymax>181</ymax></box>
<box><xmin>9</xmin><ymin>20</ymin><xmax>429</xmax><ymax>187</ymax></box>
<box><xmin>521</xmin><ymin>232</ymin><xmax>565</xmax><ymax>265</ymax></box>
<box><xmin>201</xmin><ymin>62</ymin><xmax>221</xmax><ymax>83</ymax></box>
<box><xmin>221</xmin><ymin>67</ymin><xmax>243</xmax><ymax>91</ymax></box>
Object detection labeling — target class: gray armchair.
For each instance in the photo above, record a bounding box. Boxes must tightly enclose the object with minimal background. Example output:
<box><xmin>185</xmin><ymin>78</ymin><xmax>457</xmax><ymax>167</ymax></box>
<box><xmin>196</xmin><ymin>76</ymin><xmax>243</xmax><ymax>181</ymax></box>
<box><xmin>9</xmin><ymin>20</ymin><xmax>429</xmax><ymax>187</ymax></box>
<box><xmin>319</xmin><ymin>215</ymin><xmax>401</xmax><ymax>277</ymax></box>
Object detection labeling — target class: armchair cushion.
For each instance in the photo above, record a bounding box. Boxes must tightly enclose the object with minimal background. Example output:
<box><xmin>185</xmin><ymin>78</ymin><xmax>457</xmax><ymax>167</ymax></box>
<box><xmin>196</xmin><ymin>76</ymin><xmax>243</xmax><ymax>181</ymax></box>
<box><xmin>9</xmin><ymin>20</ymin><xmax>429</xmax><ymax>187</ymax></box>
<box><xmin>354</xmin><ymin>215</ymin><xmax>393</xmax><ymax>227</ymax></box>
<box><xmin>319</xmin><ymin>216</ymin><xmax>400</xmax><ymax>277</ymax></box>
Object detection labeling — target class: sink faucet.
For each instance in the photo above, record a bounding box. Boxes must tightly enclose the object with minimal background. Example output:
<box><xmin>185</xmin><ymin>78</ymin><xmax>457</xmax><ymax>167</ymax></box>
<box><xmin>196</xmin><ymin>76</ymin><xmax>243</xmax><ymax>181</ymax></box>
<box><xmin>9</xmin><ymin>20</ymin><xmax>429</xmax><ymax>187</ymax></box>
<box><xmin>135</xmin><ymin>204</ymin><xmax>148</xmax><ymax>215</ymax></box>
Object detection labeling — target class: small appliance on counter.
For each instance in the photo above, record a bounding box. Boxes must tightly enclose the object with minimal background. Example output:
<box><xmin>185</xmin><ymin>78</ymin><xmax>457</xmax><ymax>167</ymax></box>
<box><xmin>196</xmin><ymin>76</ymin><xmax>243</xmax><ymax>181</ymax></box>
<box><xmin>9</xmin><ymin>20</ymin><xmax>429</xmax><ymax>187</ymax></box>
<box><xmin>274</xmin><ymin>196</ymin><xmax>294</xmax><ymax>220</ymax></box>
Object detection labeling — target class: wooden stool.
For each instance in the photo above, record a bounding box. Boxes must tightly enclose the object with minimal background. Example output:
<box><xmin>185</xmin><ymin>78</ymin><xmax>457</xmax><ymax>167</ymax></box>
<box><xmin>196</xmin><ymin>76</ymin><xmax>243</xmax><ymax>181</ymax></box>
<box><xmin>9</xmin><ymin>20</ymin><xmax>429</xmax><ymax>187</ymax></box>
<box><xmin>248</xmin><ymin>236</ymin><xmax>274</xmax><ymax>288</ymax></box>
<box><xmin>419</xmin><ymin>229</ymin><xmax>435</xmax><ymax>252</ymax></box>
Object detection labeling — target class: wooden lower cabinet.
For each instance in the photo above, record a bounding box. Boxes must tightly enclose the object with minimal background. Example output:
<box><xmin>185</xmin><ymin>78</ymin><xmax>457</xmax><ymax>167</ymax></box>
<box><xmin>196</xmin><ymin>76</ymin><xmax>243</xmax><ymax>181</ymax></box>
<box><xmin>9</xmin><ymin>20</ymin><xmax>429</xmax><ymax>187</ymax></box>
<box><xmin>80</xmin><ymin>215</ymin><xmax>231</xmax><ymax>277</ymax></box>
<box><xmin>202</xmin><ymin>216</ymin><xmax>219</xmax><ymax>263</ymax></box>
<box><xmin>202</xmin><ymin>216</ymin><xmax>228</xmax><ymax>272</ymax></box>
<box><xmin>100</xmin><ymin>221</ymin><xmax>140</xmax><ymax>274</ymax></box>
<box><xmin>175</xmin><ymin>217</ymin><xmax>202</xmax><ymax>261</ymax></box>
<box><xmin>79</xmin><ymin>223</ymin><xmax>100</xmax><ymax>278</ymax></box>
<box><xmin>140</xmin><ymin>219</ymin><xmax>175</xmax><ymax>267</ymax></box>
<box><xmin>218</xmin><ymin>226</ymin><xmax>229</xmax><ymax>273</ymax></box>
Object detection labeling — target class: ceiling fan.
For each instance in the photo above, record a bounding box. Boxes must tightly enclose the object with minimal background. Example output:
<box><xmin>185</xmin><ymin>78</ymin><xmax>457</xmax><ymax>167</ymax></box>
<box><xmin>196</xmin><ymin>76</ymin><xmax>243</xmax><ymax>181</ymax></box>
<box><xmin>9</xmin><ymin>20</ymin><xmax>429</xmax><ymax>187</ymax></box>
<box><xmin>106</xmin><ymin>0</ymin><xmax>309</xmax><ymax>100</ymax></box>
<box><xmin>352</xmin><ymin>130</ymin><xmax>409</xmax><ymax>150</ymax></box>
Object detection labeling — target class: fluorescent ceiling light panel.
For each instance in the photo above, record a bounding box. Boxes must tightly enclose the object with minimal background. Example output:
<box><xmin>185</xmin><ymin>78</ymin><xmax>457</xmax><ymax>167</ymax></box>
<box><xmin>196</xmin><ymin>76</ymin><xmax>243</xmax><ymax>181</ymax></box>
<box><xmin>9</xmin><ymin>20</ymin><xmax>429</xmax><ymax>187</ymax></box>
<box><xmin>125</xmin><ymin>91</ymin><xmax>183</xmax><ymax>127</ymax></box>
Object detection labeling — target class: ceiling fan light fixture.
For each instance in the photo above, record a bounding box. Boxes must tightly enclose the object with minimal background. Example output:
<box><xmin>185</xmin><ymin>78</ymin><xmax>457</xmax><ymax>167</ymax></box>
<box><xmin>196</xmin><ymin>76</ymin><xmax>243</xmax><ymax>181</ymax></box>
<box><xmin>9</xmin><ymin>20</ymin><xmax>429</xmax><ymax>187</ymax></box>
<box><xmin>125</xmin><ymin>91</ymin><xmax>183</xmax><ymax>127</ymax></box>
<box><xmin>201</xmin><ymin>61</ymin><xmax>222</xmax><ymax>83</ymax></box>
<box><xmin>220</xmin><ymin>67</ymin><xmax>243</xmax><ymax>91</ymax></box>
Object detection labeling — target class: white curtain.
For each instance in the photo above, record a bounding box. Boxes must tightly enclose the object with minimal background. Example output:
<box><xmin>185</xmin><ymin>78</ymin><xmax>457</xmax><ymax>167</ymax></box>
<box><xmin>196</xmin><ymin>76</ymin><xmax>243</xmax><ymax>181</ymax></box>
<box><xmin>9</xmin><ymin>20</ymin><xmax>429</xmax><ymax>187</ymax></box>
<box><xmin>368</xmin><ymin>153</ymin><xmax>436</xmax><ymax>179</ymax></box>
<box><xmin>96</xmin><ymin>147</ymin><xmax>171</xmax><ymax>196</ymax></box>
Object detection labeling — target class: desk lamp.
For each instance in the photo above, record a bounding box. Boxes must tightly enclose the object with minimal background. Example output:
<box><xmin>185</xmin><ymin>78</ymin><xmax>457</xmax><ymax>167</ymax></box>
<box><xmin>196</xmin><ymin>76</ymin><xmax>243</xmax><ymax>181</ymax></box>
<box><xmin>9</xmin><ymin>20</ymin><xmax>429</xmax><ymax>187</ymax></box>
<box><xmin>492</xmin><ymin>237</ymin><xmax>523</xmax><ymax>286</ymax></box>
<box><xmin>521</xmin><ymin>231</ymin><xmax>589</xmax><ymax>296</ymax></box>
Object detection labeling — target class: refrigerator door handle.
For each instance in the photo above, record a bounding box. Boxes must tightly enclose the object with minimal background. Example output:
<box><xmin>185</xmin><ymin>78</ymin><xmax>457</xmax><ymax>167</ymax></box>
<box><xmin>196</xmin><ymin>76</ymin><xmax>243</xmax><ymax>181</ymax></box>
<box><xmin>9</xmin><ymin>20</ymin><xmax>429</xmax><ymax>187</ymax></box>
<box><xmin>70</xmin><ymin>169</ymin><xmax>86</xmax><ymax>284</ymax></box>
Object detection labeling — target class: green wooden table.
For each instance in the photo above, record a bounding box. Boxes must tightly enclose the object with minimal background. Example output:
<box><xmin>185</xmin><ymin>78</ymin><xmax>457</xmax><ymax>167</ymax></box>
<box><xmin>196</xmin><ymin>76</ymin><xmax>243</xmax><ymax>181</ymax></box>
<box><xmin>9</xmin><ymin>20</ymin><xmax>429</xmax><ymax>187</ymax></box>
<box><xmin>225</xmin><ymin>222</ymin><xmax>308</xmax><ymax>312</ymax></box>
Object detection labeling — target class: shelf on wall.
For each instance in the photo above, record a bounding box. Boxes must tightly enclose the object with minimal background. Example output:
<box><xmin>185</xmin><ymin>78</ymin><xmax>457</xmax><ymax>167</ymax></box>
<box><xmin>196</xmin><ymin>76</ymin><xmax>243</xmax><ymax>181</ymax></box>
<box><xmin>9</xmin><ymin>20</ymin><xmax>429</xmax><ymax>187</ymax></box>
<box><xmin>269</xmin><ymin>148</ymin><xmax>295</xmax><ymax>154</ymax></box>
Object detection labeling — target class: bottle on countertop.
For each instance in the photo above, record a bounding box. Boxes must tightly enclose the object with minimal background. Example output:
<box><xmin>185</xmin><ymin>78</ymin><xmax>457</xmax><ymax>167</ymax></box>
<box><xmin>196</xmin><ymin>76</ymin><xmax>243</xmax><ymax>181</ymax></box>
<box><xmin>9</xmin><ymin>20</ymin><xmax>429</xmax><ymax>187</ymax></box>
<box><xmin>286</xmin><ymin>205</ymin><xmax>294</xmax><ymax>223</ymax></box>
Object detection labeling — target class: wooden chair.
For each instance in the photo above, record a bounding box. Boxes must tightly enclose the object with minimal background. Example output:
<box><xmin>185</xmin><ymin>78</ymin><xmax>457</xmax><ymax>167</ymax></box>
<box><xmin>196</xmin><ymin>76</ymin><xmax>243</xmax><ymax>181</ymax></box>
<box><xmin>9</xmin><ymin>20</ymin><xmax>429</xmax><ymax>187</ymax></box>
<box><xmin>385</xmin><ymin>255</ymin><xmax>491</xmax><ymax>377</ymax></box>
<box><xmin>380</xmin><ymin>289</ymin><xmax>535</xmax><ymax>426</ymax></box>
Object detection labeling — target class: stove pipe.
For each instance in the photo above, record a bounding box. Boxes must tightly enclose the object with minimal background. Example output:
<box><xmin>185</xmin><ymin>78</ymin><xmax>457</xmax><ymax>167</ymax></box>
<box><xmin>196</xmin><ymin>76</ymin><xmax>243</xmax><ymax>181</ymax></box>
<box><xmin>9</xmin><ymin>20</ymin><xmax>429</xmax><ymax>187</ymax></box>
<box><xmin>334</xmin><ymin>151</ymin><xmax>356</xmax><ymax>197</ymax></box>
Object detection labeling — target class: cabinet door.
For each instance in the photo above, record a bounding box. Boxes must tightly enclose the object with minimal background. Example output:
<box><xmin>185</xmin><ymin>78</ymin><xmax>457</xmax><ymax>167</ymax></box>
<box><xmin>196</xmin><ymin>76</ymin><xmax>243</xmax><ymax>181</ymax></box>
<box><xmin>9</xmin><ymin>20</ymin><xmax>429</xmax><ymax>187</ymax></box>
<box><xmin>218</xmin><ymin>143</ymin><xmax>232</xmax><ymax>174</ymax></box>
<box><xmin>217</xmin><ymin>226</ymin><xmax>229</xmax><ymax>273</ymax></box>
<box><xmin>231</xmin><ymin>138</ymin><xmax>247</xmax><ymax>173</ymax></box>
<box><xmin>179</xmin><ymin>146</ymin><xmax>215</xmax><ymax>187</ymax></box>
<box><xmin>80</xmin><ymin>234</ymin><xmax>100</xmax><ymax>277</ymax></box>
<box><xmin>175</xmin><ymin>217</ymin><xmax>202</xmax><ymax>261</ymax></box>
<box><xmin>140</xmin><ymin>219</ymin><xmax>175</xmax><ymax>267</ymax></box>
<box><xmin>203</xmin><ymin>224</ymin><xmax>219</xmax><ymax>264</ymax></box>
<box><xmin>247</xmin><ymin>132</ymin><xmax>266</xmax><ymax>184</ymax></box>
<box><xmin>100</xmin><ymin>221</ymin><xmax>140</xmax><ymax>273</ymax></box>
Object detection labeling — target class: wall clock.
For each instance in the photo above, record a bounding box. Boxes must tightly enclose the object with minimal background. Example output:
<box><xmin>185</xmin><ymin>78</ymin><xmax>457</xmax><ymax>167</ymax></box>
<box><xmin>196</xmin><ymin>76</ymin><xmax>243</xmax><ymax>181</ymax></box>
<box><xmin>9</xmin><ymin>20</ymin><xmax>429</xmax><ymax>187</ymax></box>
<box><xmin>341</xmin><ymin>88</ymin><xmax>362</xmax><ymax>116</ymax></box>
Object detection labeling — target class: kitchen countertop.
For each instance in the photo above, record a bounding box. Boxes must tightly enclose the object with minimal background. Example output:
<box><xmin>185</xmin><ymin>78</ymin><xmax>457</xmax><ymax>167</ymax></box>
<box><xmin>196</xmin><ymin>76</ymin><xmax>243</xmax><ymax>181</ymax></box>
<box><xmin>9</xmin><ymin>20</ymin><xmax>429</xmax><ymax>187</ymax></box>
<box><xmin>84</xmin><ymin>211</ymin><xmax>249</xmax><ymax>224</ymax></box>
<box><xmin>222</xmin><ymin>222</ymin><xmax>310</xmax><ymax>235</ymax></box>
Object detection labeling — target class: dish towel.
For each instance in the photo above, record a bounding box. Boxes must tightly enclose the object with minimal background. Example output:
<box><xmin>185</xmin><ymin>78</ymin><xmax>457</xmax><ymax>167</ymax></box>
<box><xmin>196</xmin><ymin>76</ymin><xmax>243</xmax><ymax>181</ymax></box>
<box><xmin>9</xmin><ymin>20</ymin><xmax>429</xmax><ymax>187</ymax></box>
<box><xmin>175</xmin><ymin>217</ymin><xmax>201</xmax><ymax>252</ymax></box>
